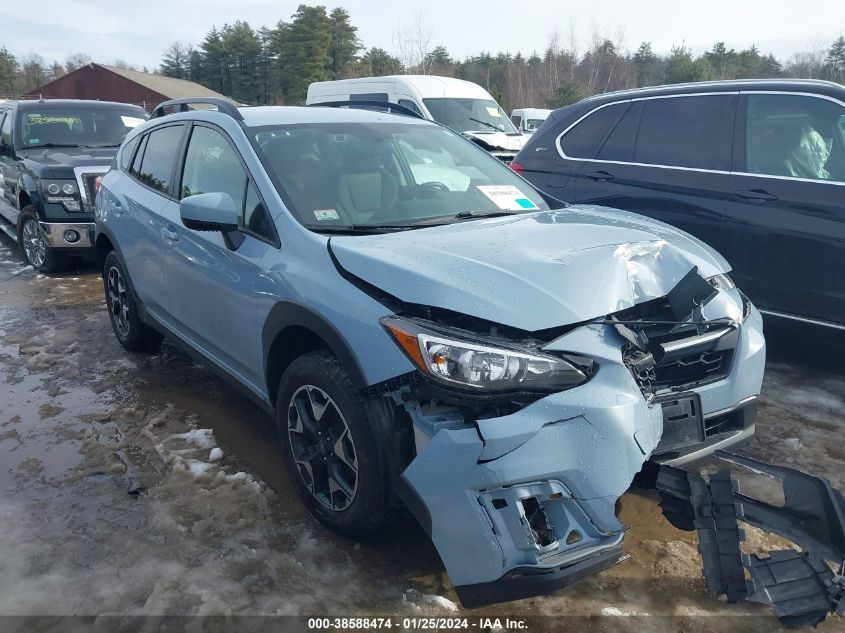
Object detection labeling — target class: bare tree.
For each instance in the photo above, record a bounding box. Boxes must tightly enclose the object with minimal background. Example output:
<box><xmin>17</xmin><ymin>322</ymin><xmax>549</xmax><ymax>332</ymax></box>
<box><xmin>393</xmin><ymin>13</ymin><xmax>433</xmax><ymax>74</ymax></box>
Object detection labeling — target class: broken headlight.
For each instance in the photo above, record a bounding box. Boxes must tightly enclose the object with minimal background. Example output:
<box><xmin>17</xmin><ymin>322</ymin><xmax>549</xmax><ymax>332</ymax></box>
<box><xmin>707</xmin><ymin>273</ymin><xmax>736</xmax><ymax>290</ymax></box>
<box><xmin>381</xmin><ymin>316</ymin><xmax>591</xmax><ymax>392</ymax></box>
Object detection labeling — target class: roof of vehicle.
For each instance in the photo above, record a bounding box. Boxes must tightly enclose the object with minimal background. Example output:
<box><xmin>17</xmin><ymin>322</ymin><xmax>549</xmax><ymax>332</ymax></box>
<box><xmin>308</xmin><ymin>75</ymin><xmax>493</xmax><ymax>100</ymax></box>
<box><xmin>577</xmin><ymin>78</ymin><xmax>845</xmax><ymax>106</ymax></box>
<box><xmin>156</xmin><ymin>104</ymin><xmax>437</xmax><ymax>128</ymax></box>
<box><xmin>513</xmin><ymin>108</ymin><xmax>552</xmax><ymax>117</ymax></box>
<box><xmin>12</xmin><ymin>98</ymin><xmax>148</xmax><ymax>112</ymax></box>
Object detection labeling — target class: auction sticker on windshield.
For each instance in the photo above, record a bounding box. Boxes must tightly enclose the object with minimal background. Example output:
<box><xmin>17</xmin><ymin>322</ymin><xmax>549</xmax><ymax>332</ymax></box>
<box><xmin>477</xmin><ymin>185</ymin><xmax>539</xmax><ymax>211</ymax></box>
<box><xmin>313</xmin><ymin>209</ymin><xmax>341</xmax><ymax>221</ymax></box>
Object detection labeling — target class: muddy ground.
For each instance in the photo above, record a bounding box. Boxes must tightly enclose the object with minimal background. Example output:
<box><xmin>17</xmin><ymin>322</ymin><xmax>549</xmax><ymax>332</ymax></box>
<box><xmin>0</xmin><ymin>235</ymin><xmax>843</xmax><ymax>632</ymax></box>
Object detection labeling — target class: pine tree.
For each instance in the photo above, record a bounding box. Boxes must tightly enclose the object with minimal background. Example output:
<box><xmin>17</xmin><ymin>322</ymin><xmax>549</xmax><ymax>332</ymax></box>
<box><xmin>160</xmin><ymin>42</ymin><xmax>189</xmax><ymax>79</ymax></box>
<box><xmin>826</xmin><ymin>36</ymin><xmax>845</xmax><ymax>83</ymax></box>
<box><xmin>328</xmin><ymin>7</ymin><xmax>361</xmax><ymax>79</ymax></box>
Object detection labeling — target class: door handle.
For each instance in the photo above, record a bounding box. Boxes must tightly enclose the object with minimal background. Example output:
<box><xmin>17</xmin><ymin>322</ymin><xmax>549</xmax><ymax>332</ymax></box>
<box><xmin>161</xmin><ymin>227</ymin><xmax>179</xmax><ymax>241</ymax></box>
<box><xmin>583</xmin><ymin>170</ymin><xmax>615</xmax><ymax>181</ymax></box>
<box><xmin>734</xmin><ymin>189</ymin><xmax>778</xmax><ymax>202</ymax></box>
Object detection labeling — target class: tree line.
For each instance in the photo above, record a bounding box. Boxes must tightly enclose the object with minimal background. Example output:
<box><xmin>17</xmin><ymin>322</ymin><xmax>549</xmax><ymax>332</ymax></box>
<box><xmin>2</xmin><ymin>5</ymin><xmax>844</xmax><ymax>112</ymax></box>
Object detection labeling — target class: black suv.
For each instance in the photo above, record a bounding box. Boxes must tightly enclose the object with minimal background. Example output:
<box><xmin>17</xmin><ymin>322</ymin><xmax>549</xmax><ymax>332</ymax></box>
<box><xmin>514</xmin><ymin>79</ymin><xmax>845</xmax><ymax>332</ymax></box>
<box><xmin>0</xmin><ymin>99</ymin><xmax>148</xmax><ymax>272</ymax></box>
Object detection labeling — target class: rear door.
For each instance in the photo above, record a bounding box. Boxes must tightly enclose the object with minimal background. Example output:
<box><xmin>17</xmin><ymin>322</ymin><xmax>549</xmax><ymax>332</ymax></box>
<box><xmin>114</xmin><ymin>123</ymin><xmax>187</xmax><ymax>314</ymax></box>
<box><xmin>726</xmin><ymin>92</ymin><xmax>845</xmax><ymax>325</ymax></box>
<box><xmin>159</xmin><ymin>123</ymin><xmax>278</xmax><ymax>390</ymax></box>
<box><xmin>572</xmin><ymin>93</ymin><xmax>738</xmax><ymax>253</ymax></box>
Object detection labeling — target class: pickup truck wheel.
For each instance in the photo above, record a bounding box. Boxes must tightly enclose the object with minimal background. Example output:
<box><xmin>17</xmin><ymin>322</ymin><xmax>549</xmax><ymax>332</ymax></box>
<box><xmin>17</xmin><ymin>207</ymin><xmax>63</xmax><ymax>273</ymax></box>
<box><xmin>276</xmin><ymin>351</ymin><xmax>387</xmax><ymax>537</ymax></box>
<box><xmin>102</xmin><ymin>250</ymin><xmax>163</xmax><ymax>353</ymax></box>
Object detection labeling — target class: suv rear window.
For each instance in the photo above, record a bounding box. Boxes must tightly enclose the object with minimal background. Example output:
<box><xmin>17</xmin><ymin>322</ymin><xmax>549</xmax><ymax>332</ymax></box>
<box><xmin>137</xmin><ymin>125</ymin><xmax>184</xmax><ymax>194</ymax></box>
<box><xmin>560</xmin><ymin>102</ymin><xmax>629</xmax><ymax>159</ymax></box>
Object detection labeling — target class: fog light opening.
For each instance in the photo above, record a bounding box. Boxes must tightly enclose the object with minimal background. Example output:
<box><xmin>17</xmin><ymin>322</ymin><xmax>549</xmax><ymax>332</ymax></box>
<box><xmin>566</xmin><ymin>530</ymin><xmax>582</xmax><ymax>545</ymax></box>
<box><xmin>522</xmin><ymin>497</ymin><xmax>555</xmax><ymax>546</ymax></box>
<box><xmin>63</xmin><ymin>229</ymin><xmax>80</xmax><ymax>244</ymax></box>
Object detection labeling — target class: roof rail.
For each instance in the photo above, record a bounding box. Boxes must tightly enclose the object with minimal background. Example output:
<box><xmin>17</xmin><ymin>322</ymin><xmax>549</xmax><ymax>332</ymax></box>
<box><xmin>151</xmin><ymin>98</ymin><xmax>243</xmax><ymax>121</ymax></box>
<box><xmin>308</xmin><ymin>100</ymin><xmax>424</xmax><ymax>120</ymax></box>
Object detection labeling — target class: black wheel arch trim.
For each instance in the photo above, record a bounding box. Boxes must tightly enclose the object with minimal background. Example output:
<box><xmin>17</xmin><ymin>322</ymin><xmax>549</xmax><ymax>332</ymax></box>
<box><xmin>262</xmin><ymin>302</ymin><xmax>369</xmax><ymax>395</ymax></box>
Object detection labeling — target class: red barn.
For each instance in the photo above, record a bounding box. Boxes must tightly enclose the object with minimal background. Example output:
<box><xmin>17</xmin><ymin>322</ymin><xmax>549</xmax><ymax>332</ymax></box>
<box><xmin>24</xmin><ymin>63</ymin><xmax>230</xmax><ymax>111</ymax></box>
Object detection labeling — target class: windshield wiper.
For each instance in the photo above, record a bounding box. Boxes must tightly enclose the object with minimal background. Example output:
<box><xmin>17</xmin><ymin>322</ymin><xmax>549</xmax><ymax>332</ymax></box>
<box><xmin>467</xmin><ymin>117</ymin><xmax>502</xmax><ymax>132</ymax></box>
<box><xmin>311</xmin><ymin>224</ymin><xmax>422</xmax><ymax>235</ymax></box>
<box><xmin>24</xmin><ymin>143</ymin><xmax>81</xmax><ymax>149</ymax></box>
<box><xmin>454</xmin><ymin>210</ymin><xmax>518</xmax><ymax>220</ymax></box>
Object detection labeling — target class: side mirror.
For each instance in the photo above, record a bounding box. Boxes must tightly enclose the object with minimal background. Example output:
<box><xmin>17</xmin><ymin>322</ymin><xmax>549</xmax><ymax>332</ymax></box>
<box><xmin>179</xmin><ymin>192</ymin><xmax>244</xmax><ymax>250</ymax></box>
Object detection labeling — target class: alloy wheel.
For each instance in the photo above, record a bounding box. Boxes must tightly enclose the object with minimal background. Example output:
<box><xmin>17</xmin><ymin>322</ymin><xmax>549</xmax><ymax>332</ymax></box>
<box><xmin>107</xmin><ymin>266</ymin><xmax>130</xmax><ymax>338</ymax></box>
<box><xmin>22</xmin><ymin>219</ymin><xmax>47</xmax><ymax>268</ymax></box>
<box><xmin>287</xmin><ymin>385</ymin><xmax>358</xmax><ymax>511</ymax></box>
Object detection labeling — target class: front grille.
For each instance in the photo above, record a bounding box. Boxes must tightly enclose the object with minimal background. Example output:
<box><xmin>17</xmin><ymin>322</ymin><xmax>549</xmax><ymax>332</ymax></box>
<box><xmin>80</xmin><ymin>173</ymin><xmax>101</xmax><ymax>211</ymax></box>
<box><xmin>617</xmin><ymin>297</ymin><xmax>736</xmax><ymax>395</ymax></box>
<box><xmin>648</xmin><ymin>349</ymin><xmax>734</xmax><ymax>391</ymax></box>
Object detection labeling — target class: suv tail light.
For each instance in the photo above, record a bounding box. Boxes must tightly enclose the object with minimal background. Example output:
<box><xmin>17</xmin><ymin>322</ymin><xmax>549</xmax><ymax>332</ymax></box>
<box><xmin>509</xmin><ymin>161</ymin><xmax>525</xmax><ymax>174</ymax></box>
<box><xmin>94</xmin><ymin>176</ymin><xmax>103</xmax><ymax>193</ymax></box>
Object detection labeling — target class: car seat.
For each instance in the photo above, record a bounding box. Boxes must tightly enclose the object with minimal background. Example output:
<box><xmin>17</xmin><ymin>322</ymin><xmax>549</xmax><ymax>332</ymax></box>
<box><xmin>336</xmin><ymin>145</ymin><xmax>398</xmax><ymax>223</ymax></box>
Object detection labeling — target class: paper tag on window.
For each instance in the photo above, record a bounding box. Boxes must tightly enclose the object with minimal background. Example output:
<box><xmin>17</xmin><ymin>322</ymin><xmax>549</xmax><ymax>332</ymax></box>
<box><xmin>485</xmin><ymin>107</ymin><xmax>501</xmax><ymax>117</ymax></box>
<box><xmin>476</xmin><ymin>185</ymin><xmax>539</xmax><ymax>211</ymax></box>
<box><xmin>313</xmin><ymin>209</ymin><xmax>340</xmax><ymax>221</ymax></box>
<box><xmin>121</xmin><ymin>116</ymin><xmax>145</xmax><ymax>128</ymax></box>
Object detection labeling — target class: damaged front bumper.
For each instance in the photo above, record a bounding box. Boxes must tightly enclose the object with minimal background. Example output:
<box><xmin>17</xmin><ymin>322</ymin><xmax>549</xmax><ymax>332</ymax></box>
<box><xmin>395</xmin><ymin>298</ymin><xmax>765</xmax><ymax>607</ymax></box>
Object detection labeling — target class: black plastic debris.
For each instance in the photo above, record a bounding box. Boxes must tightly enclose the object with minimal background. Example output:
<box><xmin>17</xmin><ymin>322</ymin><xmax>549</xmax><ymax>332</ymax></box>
<box><xmin>744</xmin><ymin>550</ymin><xmax>835</xmax><ymax>628</ymax></box>
<box><xmin>656</xmin><ymin>466</ymin><xmax>748</xmax><ymax>602</ymax></box>
<box><xmin>657</xmin><ymin>453</ymin><xmax>845</xmax><ymax>627</ymax></box>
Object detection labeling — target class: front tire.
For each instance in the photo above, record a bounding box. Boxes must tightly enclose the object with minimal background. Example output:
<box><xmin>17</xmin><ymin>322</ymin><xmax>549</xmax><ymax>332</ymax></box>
<box><xmin>102</xmin><ymin>250</ymin><xmax>162</xmax><ymax>353</ymax></box>
<box><xmin>17</xmin><ymin>206</ymin><xmax>63</xmax><ymax>273</ymax></box>
<box><xmin>276</xmin><ymin>351</ymin><xmax>388</xmax><ymax>537</ymax></box>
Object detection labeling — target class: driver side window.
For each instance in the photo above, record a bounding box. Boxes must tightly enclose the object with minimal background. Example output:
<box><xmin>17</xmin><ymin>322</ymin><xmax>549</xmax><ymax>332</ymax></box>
<box><xmin>181</xmin><ymin>125</ymin><xmax>276</xmax><ymax>243</ymax></box>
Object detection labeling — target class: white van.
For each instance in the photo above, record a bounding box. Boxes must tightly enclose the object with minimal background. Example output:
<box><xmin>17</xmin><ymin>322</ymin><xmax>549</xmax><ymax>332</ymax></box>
<box><xmin>306</xmin><ymin>75</ymin><xmax>526</xmax><ymax>161</ymax></box>
<box><xmin>510</xmin><ymin>108</ymin><xmax>551</xmax><ymax>134</ymax></box>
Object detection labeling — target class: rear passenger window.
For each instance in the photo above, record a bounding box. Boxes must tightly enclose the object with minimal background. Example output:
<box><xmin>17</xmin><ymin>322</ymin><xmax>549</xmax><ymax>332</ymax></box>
<box><xmin>597</xmin><ymin>101</ymin><xmax>643</xmax><ymax>163</ymax></box>
<box><xmin>138</xmin><ymin>125</ymin><xmax>184</xmax><ymax>194</ymax></box>
<box><xmin>129</xmin><ymin>134</ymin><xmax>147</xmax><ymax>179</ymax></box>
<box><xmin>560</xmin><ymin>102</ymin><xmax>629</xmax><ymax>159</ymax></box>
<box><xmin>745</xmin><ymin>94</ymin><xmax>845</xmax><ymax>182</ymax></box>
<box><xmin>120</xmin><ymin>136</ymin><xmax>140</xmax><ymax>171</ymax></box>
<box><xmin>634</xmin><ymin>95</ymin><xmax>735</xmax><ymax>170</ymax></box>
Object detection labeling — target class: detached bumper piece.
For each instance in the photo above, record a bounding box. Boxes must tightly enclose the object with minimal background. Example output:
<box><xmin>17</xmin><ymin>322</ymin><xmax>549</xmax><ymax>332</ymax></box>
<box><xmin>657</xmin><ymin>452</ymin><xmax>845</xmax><ymax>627</ymax></box>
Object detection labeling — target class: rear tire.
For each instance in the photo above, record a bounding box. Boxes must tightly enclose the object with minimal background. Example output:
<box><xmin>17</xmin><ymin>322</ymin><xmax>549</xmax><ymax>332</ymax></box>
<box><xmin>17</xmin><ymin>206</ymin><xmax>64</xmax><ymax>273</ymax></box>
<box><xmin>102</xmin><ymin>250</ymin><xmax>162</xmax><ymax>353</ymax></box>
<box><xmin>276</xmin><ymin>351</ymin><xmax>388</xmax><ymax>537</ymax></box>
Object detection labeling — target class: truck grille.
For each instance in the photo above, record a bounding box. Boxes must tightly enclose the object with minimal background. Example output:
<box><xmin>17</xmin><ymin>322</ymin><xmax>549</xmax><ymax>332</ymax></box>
<box><xmin>80</xmin><ymin>173</ymin><xmax>101</xmax><ymax>211</ymax></box>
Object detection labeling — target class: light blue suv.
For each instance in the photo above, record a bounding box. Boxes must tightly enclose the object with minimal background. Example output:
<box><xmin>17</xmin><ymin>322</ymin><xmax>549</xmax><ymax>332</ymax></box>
<box><xmin>95</xmin><ymin>98</ymin><xmax>765</xmax><ymax>607</ymax></box>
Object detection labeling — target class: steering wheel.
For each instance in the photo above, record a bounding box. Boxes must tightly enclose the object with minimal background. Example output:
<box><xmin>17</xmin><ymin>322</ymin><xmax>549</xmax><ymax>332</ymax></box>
<box><xmin>412</xmin><ymin>181</ymin><xmax>450</xmax><ymax>197</ymax></box>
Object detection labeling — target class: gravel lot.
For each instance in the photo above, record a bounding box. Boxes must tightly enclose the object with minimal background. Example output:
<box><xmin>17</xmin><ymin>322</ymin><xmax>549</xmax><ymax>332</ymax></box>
<box><xmin>0</xmin><ymin>235</ymin><xmax>843</xmax><ymax>632</ymax></box>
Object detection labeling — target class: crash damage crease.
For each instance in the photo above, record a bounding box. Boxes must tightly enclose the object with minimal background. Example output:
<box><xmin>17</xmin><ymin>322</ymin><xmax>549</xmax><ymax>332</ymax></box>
<box><xmin>326</xmin><ymin>221</ymin><xmax>764</xmax><ymax>607</ymax></box>
<box><xmin>657</xmin><ymin>452</ymin><xmax>845</xmax><ymax>627</ymax></box>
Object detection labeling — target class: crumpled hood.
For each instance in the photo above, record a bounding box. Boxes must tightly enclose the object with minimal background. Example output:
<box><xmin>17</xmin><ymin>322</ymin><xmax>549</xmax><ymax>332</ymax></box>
<box><xmin>330</xmin><ymin>205</ymin><xmax>731</xmax><ymax>332</ymax></box>
<box><xmin>462</xmin><ymin>131</ymin><xmax>526</xmax><ymax>153</ymax></box>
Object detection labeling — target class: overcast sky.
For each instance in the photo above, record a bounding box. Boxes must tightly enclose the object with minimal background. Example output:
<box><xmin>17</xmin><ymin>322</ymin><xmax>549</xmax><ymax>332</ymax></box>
<box><xmin>1</xmin><ymin>0</ymin><xmax>843</xmax><ymax>70</ymax></box>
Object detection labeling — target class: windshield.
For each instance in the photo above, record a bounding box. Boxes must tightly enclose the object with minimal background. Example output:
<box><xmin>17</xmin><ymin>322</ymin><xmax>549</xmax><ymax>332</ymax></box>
<box><xmin>423</xmin><ymin>98</ymin><xmax>519</xmax><ymax>135</ymax></box>
<box><xmin>525</xmin><ymin>118</ymin><xmax>547</xmax><ymax>131</ymax></box>
<box><xmin>252</xmin><ymin>121</ymin><xmax>548</xmax><ymax>231</ymax></box>
<box><xmin>18</xmin><ymin>107</ymin><xmax>148</xmax><ymax>149</ymax></box>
